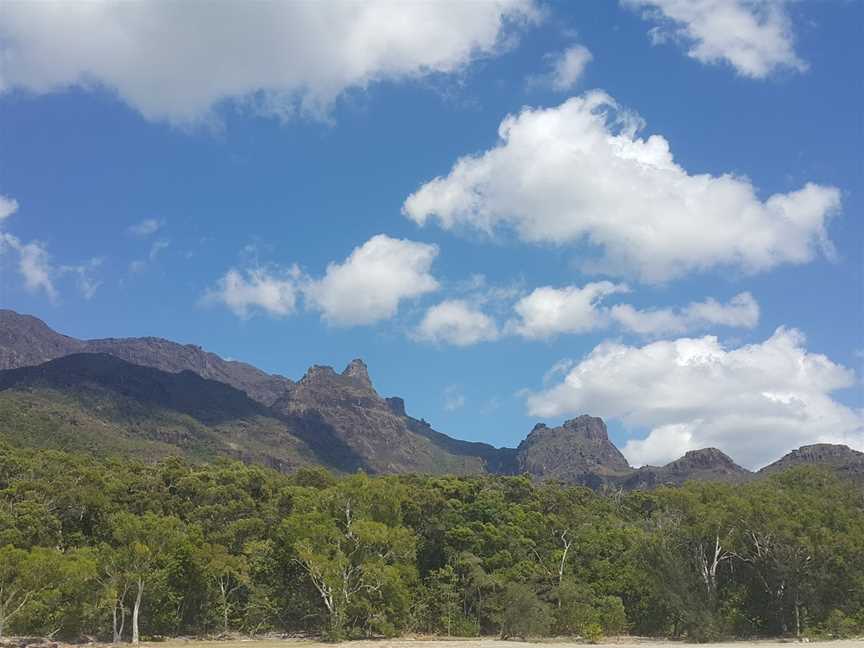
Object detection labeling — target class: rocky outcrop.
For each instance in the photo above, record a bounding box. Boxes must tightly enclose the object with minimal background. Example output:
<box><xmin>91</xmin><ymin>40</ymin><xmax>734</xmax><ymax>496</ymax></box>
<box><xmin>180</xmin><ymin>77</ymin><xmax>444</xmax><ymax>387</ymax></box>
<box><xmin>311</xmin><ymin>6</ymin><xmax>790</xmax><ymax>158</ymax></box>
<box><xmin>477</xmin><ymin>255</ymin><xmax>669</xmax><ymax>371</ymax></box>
<box><xmin>624</xmin><ymin>448</ymin><xmax>753</xmax><ymax>489</ymax></box>
<box><xmin>271</xmin><ymin>360</ymin><xmax>494</xmax><ymax>475</ymax></box>
<box><xmin>515</xmin><ymin>416</ymin><xmax>632</xmax><ymax>487</ymax></box>
<box><xmin>759</xmin><ymin>443</ymin><xmax>864</xmax><ymax>485</ymax></box>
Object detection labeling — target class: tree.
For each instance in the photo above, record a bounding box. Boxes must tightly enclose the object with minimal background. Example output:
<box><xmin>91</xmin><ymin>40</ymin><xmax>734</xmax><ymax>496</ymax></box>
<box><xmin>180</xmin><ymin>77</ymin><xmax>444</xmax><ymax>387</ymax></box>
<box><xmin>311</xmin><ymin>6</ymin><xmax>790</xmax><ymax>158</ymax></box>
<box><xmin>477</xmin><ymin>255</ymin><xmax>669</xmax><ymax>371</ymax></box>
<box><xmin>202</xmin><ymin>543</ymin><xmax>249</xmax><ymax>634</ymax></box>
<box><xmin>109</xmin><ymin>513</ymin><xmax>186</xmax><ymax>644</ymax></box>
<box><xmin>0</xmin><ymin>546</ymin><xmax>36</xmax><ymax>639</ymax></box>
<box><xmin>280</xmin><ymin>476</ymin><xmax>417</xmax><ymax>639</ymax></box>
<box><xmin>496</xmin><ymin>583</ymin><xmax>552</xmax><ymax>639</ymax></box>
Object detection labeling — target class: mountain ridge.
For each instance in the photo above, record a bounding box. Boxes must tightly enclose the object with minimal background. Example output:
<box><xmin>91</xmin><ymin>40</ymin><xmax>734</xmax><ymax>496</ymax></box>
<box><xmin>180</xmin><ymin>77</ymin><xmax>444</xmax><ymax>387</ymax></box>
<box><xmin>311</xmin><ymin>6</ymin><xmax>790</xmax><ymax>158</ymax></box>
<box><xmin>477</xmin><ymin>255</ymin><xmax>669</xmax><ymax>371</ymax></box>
<box><xmin>1</xmin><ymin>309</ymin><xmax>861</xmax><ymax>488</ymax></box>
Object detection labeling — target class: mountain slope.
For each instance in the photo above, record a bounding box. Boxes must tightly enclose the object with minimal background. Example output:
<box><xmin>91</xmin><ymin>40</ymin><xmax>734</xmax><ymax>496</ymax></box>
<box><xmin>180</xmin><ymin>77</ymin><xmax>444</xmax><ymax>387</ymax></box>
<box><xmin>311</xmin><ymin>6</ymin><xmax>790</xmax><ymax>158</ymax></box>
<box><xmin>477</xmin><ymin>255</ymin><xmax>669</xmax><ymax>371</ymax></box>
<box><xmin>0</xmin><ymin>353</ymin><xmax>318</xmax><ymax>471</ymax></box>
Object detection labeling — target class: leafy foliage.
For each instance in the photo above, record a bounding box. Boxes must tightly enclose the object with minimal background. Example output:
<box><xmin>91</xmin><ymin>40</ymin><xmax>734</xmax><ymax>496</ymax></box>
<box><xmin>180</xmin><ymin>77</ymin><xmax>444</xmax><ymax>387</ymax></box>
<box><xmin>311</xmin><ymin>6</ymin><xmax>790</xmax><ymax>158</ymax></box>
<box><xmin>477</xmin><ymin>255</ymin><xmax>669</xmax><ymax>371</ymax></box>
<box><xmin>0</xmin><ymin>442</ymin><xmax>862</xmax><ymax>641</ymax></box>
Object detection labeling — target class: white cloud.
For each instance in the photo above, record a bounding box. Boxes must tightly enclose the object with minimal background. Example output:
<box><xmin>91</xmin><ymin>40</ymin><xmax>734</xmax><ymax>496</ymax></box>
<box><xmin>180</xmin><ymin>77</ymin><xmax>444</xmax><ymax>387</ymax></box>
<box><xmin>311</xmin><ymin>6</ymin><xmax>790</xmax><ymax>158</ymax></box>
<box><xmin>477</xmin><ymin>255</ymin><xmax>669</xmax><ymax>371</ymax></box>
<box><xmin>624</xmin><ymin>0</ymin><xmax>806</xmax><ymax>79</ymax></box>
<box><xmin>412</xmin><ymin>281</ymin><xmax>759</xmax><ymax>347</ymax></box>
<box><xmin>548</xmin><ymin>45</ymin><xmax>593</xmax><ymax>90</ymax></box>
<box><xmin>403</xmin><ymin>91</ymin><xmax>840</xmax><ymax>283</ymax></box>
<box><xmin>1</xmin><ymin>233</ymin><xmax>58</xmax><ymax>301</ymax></box>
<box><xmin>443</xmin><ymin>385</ymin><xmax>467</xmax><ymax>412</ymax></box>
<box><xmin>304</xmin><ymin>234</ymin><xmax>439</xmax><ymax>326</ymax></box>
<box><xmin>414</xmin><ymin>299</ymin><xmax>500</xmax><ymax>346</ymax></box>
<box><xmin>610</xmin><ymin>291</ymin><xmax>759</xmax><ymax>336</ymax></box>
<box><xmin>203</xmin><ymin>266</ymin><xmax>300</xmax><ymax>318</ymax></box>
<box><xmin>525</xmin><ymin>327</ymin><xmax>863</xmax><ymax>469</ymax></box>
<box><xmin>0</xmin><ymin>1</ymin><xmax>539</xmax><ymax>124</ymax></box>
<box><xmin>60</xmin><ymin>258</ymin><xmax>103</xmax><ymax>300</ymax></box>
<box><xmin>0</xmin><ymin>194</ymin><xmax>19</xmax><ymax>221</ymax></box>
<box><xmin>508</xmin><ymin>281</ymin><xmax>629</xmax><ymax>339</ymax></box>
<box><xmin>0</xmin><ymin>197</ymin><xmax>101</xmax><ymax>301</ymax></box>
<box><xmin>127</xmin><ymin>218</ymin><xmax>162</xmax><ymax>237</ymax></box>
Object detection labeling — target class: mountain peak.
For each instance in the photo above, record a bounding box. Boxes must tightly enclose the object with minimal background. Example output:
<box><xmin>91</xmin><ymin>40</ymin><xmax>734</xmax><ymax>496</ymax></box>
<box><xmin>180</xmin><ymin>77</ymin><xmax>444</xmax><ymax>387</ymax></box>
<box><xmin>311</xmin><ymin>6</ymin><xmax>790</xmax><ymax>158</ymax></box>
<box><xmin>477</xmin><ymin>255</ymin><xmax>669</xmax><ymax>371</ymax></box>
<box><xmin>518</xmin><ymin>414</ymin><xmax>631</xmax><ymax>484</ymax></box>
<box><xmin>562</xmin><ymin>415</ymin><xmax>609</xmax><ymax>442</ymax></box>
<box><xmin>678</xmin><ymin>447</ymin><xmax>738</xmax><ymax>468</ymax></box>
<box><xmin>342</xmin><ymin>358</ymin><xmax>371</xmax><ymax>386</ymax></box>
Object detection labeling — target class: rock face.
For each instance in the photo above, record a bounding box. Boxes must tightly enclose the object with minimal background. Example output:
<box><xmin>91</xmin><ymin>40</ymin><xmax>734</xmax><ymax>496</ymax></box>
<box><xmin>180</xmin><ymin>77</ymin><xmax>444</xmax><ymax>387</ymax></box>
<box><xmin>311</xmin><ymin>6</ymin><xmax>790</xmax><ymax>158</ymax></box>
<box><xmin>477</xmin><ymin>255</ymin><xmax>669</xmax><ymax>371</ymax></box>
<box><xmin>515</xmin><ymin>416</ymin><xmax>632</xmax><ymax>487</ymax></box>
<box><xmin>624</xmin><ymin>448</ymin><xmax>753</xmax><ymax>489</ymax></box>
<box><xmin>759</xmin><ymin>444</ymin><xmax>864</xmax><ymax>485</ymax></box>
<box><xmin>270</xmin><ymin>360</ymin><xmax>500</xmax><ymax>475</ymax></box>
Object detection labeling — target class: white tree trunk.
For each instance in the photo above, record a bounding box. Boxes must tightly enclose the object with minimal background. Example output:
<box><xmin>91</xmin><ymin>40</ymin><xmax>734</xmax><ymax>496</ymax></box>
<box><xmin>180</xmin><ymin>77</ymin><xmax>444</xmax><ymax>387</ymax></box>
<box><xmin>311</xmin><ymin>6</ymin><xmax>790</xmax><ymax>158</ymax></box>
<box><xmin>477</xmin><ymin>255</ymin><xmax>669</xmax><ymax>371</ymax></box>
<box><xmin>132</xmin><ymin>579</ymin><xmax>144</xmax><ymax>645</ymax></box>
<box><xmin>112</xmin><ymin>604</ymin><xmax>119</xmax><ymax>644</ymax></box>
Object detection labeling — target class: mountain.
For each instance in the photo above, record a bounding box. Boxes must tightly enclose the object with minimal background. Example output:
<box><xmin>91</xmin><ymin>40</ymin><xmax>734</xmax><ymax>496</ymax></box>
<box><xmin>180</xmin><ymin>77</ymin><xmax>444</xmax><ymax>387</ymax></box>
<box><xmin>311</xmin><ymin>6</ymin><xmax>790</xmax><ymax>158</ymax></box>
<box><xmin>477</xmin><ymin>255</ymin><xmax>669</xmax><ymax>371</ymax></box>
<box><xmin>0</xmin><ymin>309</ymin><xmax>294</xmax><ymax>405</ymax></box>
<box><xmin>269</xmin><ymin>359</ymin><xmax>501</xmax><ymax>475</ymax></box>
<box><xmin>1</xmin><ymin>309</ymin><xmax>860</xmax><ymax>489</ymax></box>
<box><xmin>759</xmin><ymin>443</ymin><xmax>864</xmax><ymax>485</ymax></box>
<box><xmin>0</xmin><ymin>309</ymin><xmax>83</xmax><ymax>368</ymax></box>
<box><xmin>515</xmin><ymin>417</ymin><xmax>632</xmax><ymax>488</ymax></box>
<box><xmin>0</xmin><ymin>352</ymin><xmax>318</xmax><ymax>471</ymax></box>
<box><xmin>624</xmin><ymin>448</ymin><xmax>753</xmax><ymax>489</ymax></box>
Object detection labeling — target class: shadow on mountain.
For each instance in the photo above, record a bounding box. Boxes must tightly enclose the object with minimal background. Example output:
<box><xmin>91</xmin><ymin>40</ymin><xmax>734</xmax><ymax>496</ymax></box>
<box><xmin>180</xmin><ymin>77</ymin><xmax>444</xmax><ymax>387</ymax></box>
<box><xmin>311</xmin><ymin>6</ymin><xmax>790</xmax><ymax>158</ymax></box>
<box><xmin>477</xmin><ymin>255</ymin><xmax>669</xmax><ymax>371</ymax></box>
<box><xmin>0</xmin><ymin>353</ymin><xmax>268</xmax><ymax>426</ymax></box>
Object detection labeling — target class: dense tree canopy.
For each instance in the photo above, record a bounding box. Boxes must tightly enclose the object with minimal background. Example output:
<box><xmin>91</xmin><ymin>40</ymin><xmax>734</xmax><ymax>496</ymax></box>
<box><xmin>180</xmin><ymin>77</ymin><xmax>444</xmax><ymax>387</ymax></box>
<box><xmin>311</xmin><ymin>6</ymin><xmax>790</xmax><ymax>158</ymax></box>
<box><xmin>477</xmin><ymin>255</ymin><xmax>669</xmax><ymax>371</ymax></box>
<box><xmin>0</xmin><ymin>442</ymin><xmax>861</xmax><ymax>642</ymax></box>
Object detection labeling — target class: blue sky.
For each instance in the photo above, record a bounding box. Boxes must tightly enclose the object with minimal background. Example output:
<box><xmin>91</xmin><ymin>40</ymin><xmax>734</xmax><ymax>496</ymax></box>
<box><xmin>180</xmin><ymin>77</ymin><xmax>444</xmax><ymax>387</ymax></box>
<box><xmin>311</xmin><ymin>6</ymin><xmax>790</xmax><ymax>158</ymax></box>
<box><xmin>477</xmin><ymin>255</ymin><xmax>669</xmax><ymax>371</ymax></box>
<box><xmin>0</xmin><ymin>0</ymin><xmax>861</xmax><ymax>468</ymax></box>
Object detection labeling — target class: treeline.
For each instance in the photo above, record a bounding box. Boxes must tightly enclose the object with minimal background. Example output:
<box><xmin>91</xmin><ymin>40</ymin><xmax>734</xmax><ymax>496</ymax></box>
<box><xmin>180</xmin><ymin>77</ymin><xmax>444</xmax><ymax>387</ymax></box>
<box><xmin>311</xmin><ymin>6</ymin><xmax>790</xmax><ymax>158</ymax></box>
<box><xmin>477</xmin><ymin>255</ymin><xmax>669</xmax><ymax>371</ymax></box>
<box><xmin>0</xmin><ymin>443</ymin><xmax>862</xmax><ymax>643</ymax></box>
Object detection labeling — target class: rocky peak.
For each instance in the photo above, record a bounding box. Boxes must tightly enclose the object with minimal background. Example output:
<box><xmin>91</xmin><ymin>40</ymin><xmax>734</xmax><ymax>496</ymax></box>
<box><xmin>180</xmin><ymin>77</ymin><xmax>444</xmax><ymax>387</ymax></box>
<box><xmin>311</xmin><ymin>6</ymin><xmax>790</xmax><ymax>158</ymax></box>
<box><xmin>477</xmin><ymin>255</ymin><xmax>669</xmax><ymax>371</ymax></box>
<box><xmin>759</xmin><ymin>444</ymin><xmax>864</xmax><ymax>485</ymax></box>
<box><xmin>517</xmin><ymin>414</ymin><xmax>631</xmax><ymax>483</ymax></box>
<box><xmin>342</xmin><ymin>358</ymin><xmax>372</xmax><ymax>387</ymax></box>
<box><xmin>624</xmin><ymin>446</ymin><xmax>752</xmax><ymax>489</ymax></box>
<box><xmin>301</xmin><ymin>365</ymin><xmax>338</xmax><ymax>383</ymax></box>
<box><xmin>676</xmin><ymin>447</ymin><xmax>739</xmax><ymax>470</ymax></box>
<box><xmin>783</xmin><ymin>443</ymin><xmax>858</xmax><ymax>462</ymax></box>
<box><xmin>562</xmin><ymin>415</ymin><xmax>609</xmax><ymax>442</ymax></box>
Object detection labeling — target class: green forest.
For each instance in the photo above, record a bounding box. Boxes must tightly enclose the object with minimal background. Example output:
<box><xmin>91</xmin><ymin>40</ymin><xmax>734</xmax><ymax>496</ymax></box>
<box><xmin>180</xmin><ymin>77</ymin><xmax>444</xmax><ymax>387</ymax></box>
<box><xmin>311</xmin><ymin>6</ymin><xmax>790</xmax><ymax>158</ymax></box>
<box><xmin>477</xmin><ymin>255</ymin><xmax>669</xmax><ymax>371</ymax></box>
<box><xmin>0</xmin><ymin>442</ymin><xmax>862</xmax><ymax>643</ymax></box>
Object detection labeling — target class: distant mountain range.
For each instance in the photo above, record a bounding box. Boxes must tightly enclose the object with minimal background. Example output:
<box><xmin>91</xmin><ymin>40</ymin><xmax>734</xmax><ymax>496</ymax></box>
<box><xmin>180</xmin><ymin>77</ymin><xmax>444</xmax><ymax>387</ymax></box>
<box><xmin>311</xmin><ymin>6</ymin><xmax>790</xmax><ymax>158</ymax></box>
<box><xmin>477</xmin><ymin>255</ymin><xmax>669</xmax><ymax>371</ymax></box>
<box><xmin>1</xmin><ymin>309</ymin><xmax>862</xmax><ymax>488</ymax></box>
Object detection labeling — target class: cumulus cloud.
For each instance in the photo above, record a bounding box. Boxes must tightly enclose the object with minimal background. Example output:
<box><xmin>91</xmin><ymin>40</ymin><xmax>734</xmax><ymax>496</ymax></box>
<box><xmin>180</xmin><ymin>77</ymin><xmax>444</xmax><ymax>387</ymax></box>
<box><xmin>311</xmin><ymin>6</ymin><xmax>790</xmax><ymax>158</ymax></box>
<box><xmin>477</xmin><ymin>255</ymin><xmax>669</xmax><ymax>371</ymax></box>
<box><xmin>127</xmin><ymin>218</ymin><xmax>162</xmax><ymax>237</ymax></box>
<box><xmin>0</xmin><ymin>194</ymin><xmax>19</xmax><ymax>221</ymax></box>
<box><xmin>508</xmin><ymin>281</ymin><xmax>628</xmax><ymax>339</ymax></box>
<box><xmin>0</xmin><ymin>1</ymin><xmax>539</xmax><ymax>124</ymax></box>
<box><xmin>525</xmin><ymin>328</ymin><xmax>863</xmax><ymax>469</ymax></box>
<box><xmin>414</xmin><ymin>299</ymin><xmax>500</xmax><ymax>346</ymax></box>
<box><xmin>409</xmin><ymin>279</ymin><xmax>760</xmax><ymax>346</ymax></box>
<box><xmin>403</xmin><ymin>91</ymin><xmax>840</xmax><ymax>283</ymax></box>
<box><xmin>206</xmin><ymin>234</ymin><xmax>440</xmax><ymax>325</ymax></box>
<box><xmin>610</xmin><ymin>291</ymin><xmax>759</xmax><ymax>336</ymax></box>
<box><xmin>624</xmin><ymin>0</ymin><xmax>807</xmax><ymax>79</ymax></box>
<box><xmin>203</xmin><ymin>266</ymin><xmax>300</xmax><ymax>318</ymax></box>
<box><xmin>305</xmin><ymin>235</ymin><xmax>439</xmax><ymax>326</ymax></box>
<box><xmin>547</xmin><ymin>45</ymin><xmax>593</xmax><ymax>90</ymax></box>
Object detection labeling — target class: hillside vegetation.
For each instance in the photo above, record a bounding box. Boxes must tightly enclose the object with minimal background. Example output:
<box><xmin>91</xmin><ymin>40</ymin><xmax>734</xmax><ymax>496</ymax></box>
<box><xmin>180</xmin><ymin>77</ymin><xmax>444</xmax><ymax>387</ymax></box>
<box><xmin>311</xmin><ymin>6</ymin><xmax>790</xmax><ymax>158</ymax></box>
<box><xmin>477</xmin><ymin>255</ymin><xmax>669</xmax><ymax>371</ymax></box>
<box><xmin>0</xmin><ymin>443</ymin><xmax>862</xmax><ymax>643</ymax></box>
